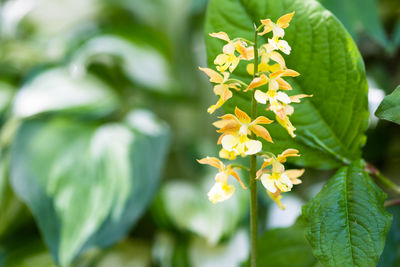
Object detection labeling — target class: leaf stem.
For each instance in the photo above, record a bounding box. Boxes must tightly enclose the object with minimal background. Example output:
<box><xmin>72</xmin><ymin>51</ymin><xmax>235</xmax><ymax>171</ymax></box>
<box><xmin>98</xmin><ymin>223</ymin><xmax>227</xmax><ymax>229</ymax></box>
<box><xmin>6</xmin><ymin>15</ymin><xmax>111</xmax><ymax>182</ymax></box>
<box><xmin>366</xmin><ymin>163</ymin><xmax>400</xmax><ymax>195</ymax></box>
<box><xmin>249</xmin><ymin>25</ymin><xmax>259</xmax><ymax>267</ymax></box>
<box><xmin>384</xmin><ymin>198</ymin><xmax>400</xmax><ymax>207</ymax></box>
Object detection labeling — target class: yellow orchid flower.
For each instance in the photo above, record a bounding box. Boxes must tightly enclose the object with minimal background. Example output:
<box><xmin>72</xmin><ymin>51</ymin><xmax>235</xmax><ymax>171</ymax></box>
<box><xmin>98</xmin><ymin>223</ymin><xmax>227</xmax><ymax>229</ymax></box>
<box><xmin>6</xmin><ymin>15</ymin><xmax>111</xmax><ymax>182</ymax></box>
<box><xmin>199</xmin><ymin>67</ymin><xmax>241</xmax><ymax>114</ymax></box>
<box><xmin>256</xmin><ymin>149</ymin><xmax>304</xmax><ymax>209</ymax></box>
<box><xmin>258</xmin><ymin>12</ymin><xmax>295</xmax><ymax>38</ymax></box>
<box><xmin>213</xmin><ymin>107</ymin><xmax>273</xmax><ymax>159</ymax></box>
<box><xmin>197</xmin><ymin>157</ymin><xmax>246</xmax><ymax>204</ymax></box>
<box><xmin>246</xmin><ymin>43</ymin><xmax>286</xmax><ymax>76</ymax></box>
<box><xmin>210</xmin><ymin>32</ymin><xmax>254</xmax><ymax>72</ymax></box>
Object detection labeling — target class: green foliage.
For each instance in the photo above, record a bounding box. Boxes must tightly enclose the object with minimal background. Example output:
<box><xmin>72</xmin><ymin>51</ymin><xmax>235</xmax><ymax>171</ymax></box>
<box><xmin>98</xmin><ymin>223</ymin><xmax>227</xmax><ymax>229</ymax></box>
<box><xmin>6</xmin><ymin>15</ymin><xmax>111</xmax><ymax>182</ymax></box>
<box><xmin>302</xmin><ymin>160</ymin><xmax>392</xmax><ymax>267</ymax></box>
<box><xmin>375</xmin><ymin>85</ymin><xmax>400</xmax><ymax>124</ymax></box>
<box><xmin>257</xmin><ymin>219</ymin><xmax>317</xmax><ymax>267</ymax></box>
<box><xmin>157</xmin><ymin>179</ymin><xmax>248</xmax><ymax>244</ymax></box>
<box><xmin>317</xmin><ymin>0</ymin><xmax>388</xmax><ymax>46</ymax></box>
<box><xmin>377</xmin><ymin>206</ymin><xmax>400</xmax><ymax>267</ymax></box>
<box><xmin>205</xmin><ymin>0</ymin><xmax>369</xmax><ymax>169</ymax></box>
<box><xmin>9</xmin><ymin>111</ymin><xmax>169</xmax><ymax>266</ymax></box>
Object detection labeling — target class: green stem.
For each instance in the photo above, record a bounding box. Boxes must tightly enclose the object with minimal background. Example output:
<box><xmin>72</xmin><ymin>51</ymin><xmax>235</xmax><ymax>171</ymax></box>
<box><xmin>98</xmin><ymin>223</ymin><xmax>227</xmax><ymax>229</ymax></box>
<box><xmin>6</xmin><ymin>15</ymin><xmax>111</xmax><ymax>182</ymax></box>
<box><xmin>366</xmin><ymin>163</ymin><xmax>400</xmax><ymax>195</ymax></box>
<box><xmin>249</xmin><ymin>25</ymin><xmax>259</xmax><ymax>267</ymax></box>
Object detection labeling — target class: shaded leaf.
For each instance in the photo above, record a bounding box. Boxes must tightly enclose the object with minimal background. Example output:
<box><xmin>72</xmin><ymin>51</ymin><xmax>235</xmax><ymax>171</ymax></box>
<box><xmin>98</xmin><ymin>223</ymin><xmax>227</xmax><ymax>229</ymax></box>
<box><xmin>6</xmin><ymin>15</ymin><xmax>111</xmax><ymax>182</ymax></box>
<box><xmin>257</xmin><ymin>219</ymin><xmax>318</xmax><ymax>267</ymax></box>
<box><xmin>375</xmin><ymin>85</ymin><xmax>400</xmax><ymax>124</ymax></box>
<box><xmin>10</xmin><ymin>110</ymin><xmax>169</xmax><ymax>266</ymax></box>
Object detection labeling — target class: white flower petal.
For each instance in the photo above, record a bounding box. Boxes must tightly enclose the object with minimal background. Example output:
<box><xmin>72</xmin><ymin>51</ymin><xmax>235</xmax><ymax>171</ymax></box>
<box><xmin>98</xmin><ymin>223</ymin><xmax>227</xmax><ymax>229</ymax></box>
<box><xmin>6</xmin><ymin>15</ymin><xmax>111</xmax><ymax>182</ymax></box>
<box><xmin>260</xmin><ymin>174</ymin><xmax>277</xmax><ymax>193</ymax></box>
<box><xmin>276</xmin><ymin>91</ymin><xmax>291</xmax><ymax>104</ymax></box>
<box><xmin>254</xmin><ymin>90</ymin><xmax>268</xmax><ymax>104</ymax></box>
<box><xmin>208</xmin><ymin>182</ymin><xmax>235</xmax><ymax>204</ymax></box>
<box><xmin>244</xmin><ymin>140</ymin><xmax>262</xmax><ymax>155</ymax></box>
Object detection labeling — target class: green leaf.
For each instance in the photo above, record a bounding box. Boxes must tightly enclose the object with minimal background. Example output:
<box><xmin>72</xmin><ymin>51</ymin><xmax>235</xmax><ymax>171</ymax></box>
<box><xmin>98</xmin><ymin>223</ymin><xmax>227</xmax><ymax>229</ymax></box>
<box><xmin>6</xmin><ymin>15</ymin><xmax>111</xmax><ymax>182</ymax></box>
<box><xmin>205</xmin><ymin>0</ymin><xmax>369</xmax><ymax>169</ymax></box>
<box><xmin>302</xmin><ymin>160</ymin><xmax>392</xmax><ymax>267</ymax></box>
<box><xmin>158</xmin><ymin>178</ymin><xmax>248</xmax><ymax>244</ymax></box>
<box><xmin>9</xmin><ymin>110</ymin><xmax>169</xmax><ymax>266</ymax></box>
<box><xmin>12</xmin><ymin>67</ymin><xmax>119</xmax><ymax>119</ymax></box>
<box><xmin>257</xmin><ymin>219</ymin><xmax>318</xmax><ymax>267</ymax></box>
<box><xmin>317</xmin><ymin>0</ymin><xmax>388</xmax><ymax>47</ymax></box>
<box><xmin>375</xmin><ymin>85</ymin><xmax>400</xmax><ymax>124</ymax></box>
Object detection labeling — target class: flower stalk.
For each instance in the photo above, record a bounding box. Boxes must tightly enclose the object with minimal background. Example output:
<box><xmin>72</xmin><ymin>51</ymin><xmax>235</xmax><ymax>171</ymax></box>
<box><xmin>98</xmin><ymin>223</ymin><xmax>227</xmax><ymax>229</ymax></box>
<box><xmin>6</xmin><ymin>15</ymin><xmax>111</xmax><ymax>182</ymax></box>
<box><xmin>249</xmin><ymin>25</ymin><xmax>259</xmax><ymax>267</ymax></box>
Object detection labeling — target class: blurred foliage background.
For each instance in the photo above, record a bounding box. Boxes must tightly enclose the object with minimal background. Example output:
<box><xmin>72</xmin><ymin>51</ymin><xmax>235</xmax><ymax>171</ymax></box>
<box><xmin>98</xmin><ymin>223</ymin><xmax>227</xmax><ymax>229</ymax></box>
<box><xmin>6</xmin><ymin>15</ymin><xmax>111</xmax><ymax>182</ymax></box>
<box><xmin>0</xmin><ymin>0</ymin><xmax>400</xmax><ymax>266</ymax></box>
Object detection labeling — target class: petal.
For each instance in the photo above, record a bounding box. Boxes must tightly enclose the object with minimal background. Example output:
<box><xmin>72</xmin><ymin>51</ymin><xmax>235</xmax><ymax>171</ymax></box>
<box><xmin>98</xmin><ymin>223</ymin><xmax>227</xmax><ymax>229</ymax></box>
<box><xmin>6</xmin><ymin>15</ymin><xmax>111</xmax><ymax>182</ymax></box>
<box><xmin>267</xmin><ymin>191</ymin><xmax>286</xmax><ymax>210</ymax></box>
<box><xmin>237</xmin><ymin>43</ymin><xmax>254</xmax><ymax>60</ymax></box>
<box><xmin>197</xmin><ymin>156</ymin><xmax>223</xmax><ymax>170</ymax></box>
<box><xmin>209</xmin><ymin>32</ymin><xmax>230</xmax><ymax>42</ymax></box>
<box><xmin>208</xmin><ymin>182</ymin><xmax>235</xmax><ymax>204</ymax></box>
<box><xmin>221</xmin><ymin>134</ymin><xmax>239</xmax><ymax>151</ymax></box>
<box><xmin>214</xmin><ymin>54</ymin><xmax>228</xmax><ymax>65</ymax></box>
<box><xmin>269</xmin><ymin>51</ymin><xmax>286</xmax><ymax>69</ymax></box>
<box><xmin>244</xmin><ymin>140</ymin><xmax>262</xmax><ymax>155</ymax></box>
<box><xmin>278</xmin><ymin>40</ymin><xmax>292</xmax><ymax>55</ymax></box>
<box><xmin>260</xmin><ymin>174</ymin><xmax>277</xmax><ymax>193</ymax></box>
<box><xmin>276</xmin><ymin>11</ymin><xmax>295</xmax><ymax>28</ymax></box>
<box><xmin>245</xmin><ymin>75</ymin><xmax>268</xmax><ymax>92</ymax></box>
<box><xmin>234</xmin><ymin>106</ymin><xmax>251</xmax><ymax>124</ymax></box>
<box><xmin>272</xmin><ymin>26</ymin><xmax>285</xmax><ymax>38</ymax></box>
<box><xmin>207</xmin><ymin>97</ymin><xmax>225</xmax><ymax>114</ymax></box>
<box><xmin>276</xmin><ymin>78</ymin><xmax>292</xmax><ymax>90</ymax></box>
<box><xmin>215</xmin><ymin>171</ymin><xmax>229</xmax><ymax>183</ymax></box>
<box><xmin>222</xmin><ymin>87</ymin><xmax>233</xmax><ymax>101</ymax></box>
<box><xmin>278</xmin><ymin>148</ymin><xmax>300</xmax><ymax>161</ymax></box>
<box><xmin>198</xmin><ymin>67</ymin><xmax>223</xmax><ymax>83</ymax></box>
<box><xmin>257</xmin><ymin>157</ymin><xmax>274</xmax><ymax>177</ymax></box>
<box><xmin>276</xmin><ymin>91</ymin><xmax>291</xmax><ymax>104</ymax></box>
<box><xmin>246</xmin><ymin>63</ymin><xmax>255</xmax><ymax>75</ymax></box>
<box><xmin>254</xmin><ymin>90</ymin><xmax>268</xmax><ymax>104</ymax></box>
<box><xmin>250</xmin><ymin>124</ymin><xmax>273</xmax><ymax>143</ymax></box>
<box><xmin>223</xmin><ymin>42</ymin><xmax>236</xmax><ymax>54</ymax></box>
<box><xmin>290</xmin><ymin>94</ymin><xmax>313</xmax><ymax>103</ymax></box>
<box><xmin>229</xmin><ymin>56</ymin><xmax>240</xmax><ymax>72</ymax></box>
<box><xmin>219</xmin><ymin>148</ymin><xmax>236</xmax><ymax>160</ymax></box>
<box><xmin>270</xmin><ymin>69</ymin><xmax>299</xmax><ymax>79</ymax></box>
<box><xmin>252</xmin><ymin>116</ymin><xmax>273</xmax><ymax>125</ymax></box>
<box><xmin>228</xmin><ymin>168</ymin><xmax>247</xmax><ymax>189</ymax></box>
<box><xmin>276</xmin><ymin>115</ymin><xmax>296</xmax><ymax>137</ymax></box>
<box><xmin>217</xmin><ymin>121</ymin><xmax>241</xmax><ymax>133</ymax></box>
<box><xmin>285</xmin><ymin>169</ymin><xmax>304</xmax><ymax>184</ymax></box>
<box><xmin>258</xmin><ymin>19</ymin><xmax>273</xmax><ymax>36</ymax></box>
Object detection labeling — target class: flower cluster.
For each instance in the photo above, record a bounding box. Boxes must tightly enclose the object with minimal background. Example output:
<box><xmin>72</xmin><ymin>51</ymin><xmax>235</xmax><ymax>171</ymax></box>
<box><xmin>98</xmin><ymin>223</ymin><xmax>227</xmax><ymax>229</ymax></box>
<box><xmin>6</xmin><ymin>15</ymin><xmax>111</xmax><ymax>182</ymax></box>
<box><xmin>198</xmin><ymin>12</ymin><xmax>311</xmax><ymax>209</ymax></box>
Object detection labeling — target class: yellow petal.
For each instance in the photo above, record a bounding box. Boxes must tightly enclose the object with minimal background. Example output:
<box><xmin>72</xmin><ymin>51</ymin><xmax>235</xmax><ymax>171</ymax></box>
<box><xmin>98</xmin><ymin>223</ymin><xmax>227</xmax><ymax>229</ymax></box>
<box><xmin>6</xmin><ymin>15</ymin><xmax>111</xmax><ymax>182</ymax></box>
<box><xmin>253</xmin><ymin>116</ymin><xmax>274</xmax><ymax>125</ymax></box>
<box><xmin>285</xmin><ymin>169</ymin><xmax>304</xmax><ymax>184</ymax></box>
<box><xmin>219</xmin><ymin>148</ymin><xmax>236</xmax><ymax>160</ymax></box>
<box><xmin>245</xmin><ymin>74</ymin><xmax>268</xmax><ymax>92</ymax></box>
<box><xmin>267</xmin><ymin>190</ymin><xmax>286</xmax><ymax>210</ymax></box>
<box><xmin>276</xmin><ymin>115</ymin><xmax>296</xmax><ymax>137</ymax></box>
<box><xmin>234</xmin><ymin>106</ymin><xmax>251</xmax><ymax>124</ymax></box>
<box><xmin>250</xmin><ymin>125</ymin><xmax>273</xmax><ymax>143</ymax></box>
<box><xmin>197</xmin><ymin>157</ymin><xmax>223</xmax><ymax>170</ymax></box>
<box><xmin>278</xmin><ymin>149</ymin><xmax>300</xmax><ymax>162</ymax></box>
<box><xmin>276</xmin><ymin>11</ymin><xmax>295</xmax><ymax>28</ymax></box>
<box><xmin>236</xmin><ymin>43</ymin><xmax>254</xmax><ymax>60</ymax></box>
<box><xmin>258</xmin><ymin>19</ymin><xmax>273</xmax><ymax>36</ymax></box>
<box><xmin>290</xmin><ymin>94</ymin><xmax>313</xmax><ymax>103</ymax></box>
<box><xmin>276</xmin><ymin>78</ymin><xmax>292</xmax><ymax>90</ymax></box>
<box><xmin>207</xmin><ymin>97</ymin><xmax>225</xmax><ymax>114</ymax></box>
<box><xmin>257</xmin><ymin>158</ymin><xmax>274</xmax><ymax>177</ymax></box>
<box><xmin>270</xmin><ymin>69</ymin><xmax>300</xmax><ymax>79</ymax></box>
<box><xmin>198</xmin><ymin>67</ymin><xmax>224</xmax><ymax>83</ymax></box>
<box><xmin>209</xmin><ymin>32</ymin><xmax>230</xmax><ymax>42</ymax></box>
<box><xmin>228</xmin><ymin>168</ymin><xmax>247</xmax><ymax>189</ymax></box>
<box><xmin>246</xmin><ymin>63</ymin><xmax>255</xmax><ymax>75</ymax></box>
<box><xmin>269</xmin><ymin>51</ymin><xmax>286</xmax><ymax>69</ymax></box>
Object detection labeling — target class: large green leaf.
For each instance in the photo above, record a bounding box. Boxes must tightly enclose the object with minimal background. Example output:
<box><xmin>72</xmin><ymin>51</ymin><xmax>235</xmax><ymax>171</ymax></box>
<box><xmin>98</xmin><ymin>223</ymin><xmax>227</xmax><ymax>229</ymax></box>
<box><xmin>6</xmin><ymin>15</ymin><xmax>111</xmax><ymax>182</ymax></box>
<box><xmin>205</xmin><ymin>0</ymin><xmax>369</xmax><ymax>169</ymax></box>
<box><xmin>302</xmin><ymin>160</ymin><xmax>392</xmax><ymax>267</ymax></box>
<box><xmin>317</xmin><ymin>0</ymin><xmax>388</xmax><ymax>47</ymax></box>
<box><xmin>158</xmin><ymin>178</ymin><xmax>248</xmax><ymax>244</ymax></box>
<box><xmin>375</xmin><ymin>85</ymin><xmax>400</xmax><ymax>124</ymax></box>
<box><xmin>257</xmin><ymin>219</ymin><xmax>318</xmax><ymax>267</ymax></box>
<box><xmin>9</xmin><ymin>110</ymin><xmax>169</xmax><ymax>266</ymax></box>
